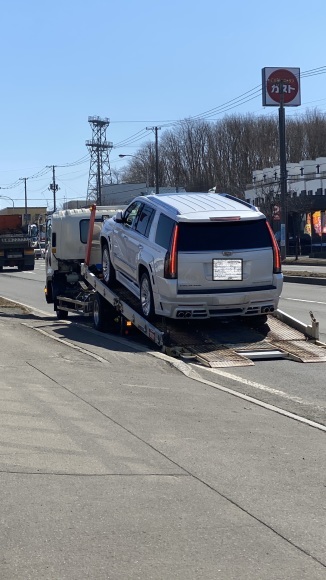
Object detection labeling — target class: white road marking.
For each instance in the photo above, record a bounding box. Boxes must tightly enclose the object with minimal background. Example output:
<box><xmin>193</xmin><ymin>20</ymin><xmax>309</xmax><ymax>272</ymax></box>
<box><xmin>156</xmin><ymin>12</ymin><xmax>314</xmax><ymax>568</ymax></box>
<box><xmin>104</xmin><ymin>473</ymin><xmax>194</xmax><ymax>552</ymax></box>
<box><xmin>191</xmin><ymin>366</ymin><xmax>307</xmax><ymax>404</ymax></box>
<box><xmin>151</xmin><ymin>353</ymin><xmax>326</xmax><ymax>432</ymax></box>
<box><xmin>283</xmin><ymin>297</ymin><xmax>326</xmax><ymax>305</ymax></box>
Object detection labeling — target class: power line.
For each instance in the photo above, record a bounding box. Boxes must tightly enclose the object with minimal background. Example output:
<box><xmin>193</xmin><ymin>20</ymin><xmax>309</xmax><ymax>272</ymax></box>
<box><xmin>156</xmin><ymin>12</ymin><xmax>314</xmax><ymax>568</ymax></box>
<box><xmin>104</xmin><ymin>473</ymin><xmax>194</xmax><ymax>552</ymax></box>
<box><xmin>1</xmin><ymin>65</ymin><xmax>325</xmax><ymax>190</ymax></box>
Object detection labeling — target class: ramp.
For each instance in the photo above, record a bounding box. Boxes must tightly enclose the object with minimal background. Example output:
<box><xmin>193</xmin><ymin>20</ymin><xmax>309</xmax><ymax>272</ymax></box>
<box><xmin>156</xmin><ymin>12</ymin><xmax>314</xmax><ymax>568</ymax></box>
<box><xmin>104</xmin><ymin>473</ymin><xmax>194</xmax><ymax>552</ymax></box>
<box><xmin>163</xmin><ymin>315</ymin><xmax>326</xmax><ymax>368</ymax></box>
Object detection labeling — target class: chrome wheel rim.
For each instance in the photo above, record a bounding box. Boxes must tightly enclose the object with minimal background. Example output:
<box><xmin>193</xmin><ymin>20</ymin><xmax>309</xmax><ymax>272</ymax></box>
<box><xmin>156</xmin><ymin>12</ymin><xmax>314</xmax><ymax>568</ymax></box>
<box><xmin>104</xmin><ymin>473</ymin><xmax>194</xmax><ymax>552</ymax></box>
<box><xmin>140</xmin><ymin>277</ymin><xmax>151</xmax><ymax>317</ymax></box>
<box><xmin>93</xmin><ymin>299</ymin><xmax>100</xmax><ymax>327</ymax></box>
<box><xmin>102</xmin><ymin>248</ymin><xmax>110</xmax><ymax>283</ymax></box>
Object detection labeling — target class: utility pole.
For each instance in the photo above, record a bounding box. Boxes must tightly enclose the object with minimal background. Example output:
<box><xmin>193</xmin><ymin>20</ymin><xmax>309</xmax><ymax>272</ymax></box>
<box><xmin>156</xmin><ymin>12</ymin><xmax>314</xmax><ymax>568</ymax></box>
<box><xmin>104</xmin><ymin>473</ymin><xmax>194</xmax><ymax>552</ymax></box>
<box><xmin>146</xmin><ymin>126</ymin><xmax>161</xmax><ymax>194</ymax></box>
<box><xmin>47</xmin><ymin>165</ymin><xmax>59</xmax><ymax>212</ymax></box>
<box><xmin>19</xmin><ymin>177</ymin><xmax>29</xmax><ymax>226</ymax></box>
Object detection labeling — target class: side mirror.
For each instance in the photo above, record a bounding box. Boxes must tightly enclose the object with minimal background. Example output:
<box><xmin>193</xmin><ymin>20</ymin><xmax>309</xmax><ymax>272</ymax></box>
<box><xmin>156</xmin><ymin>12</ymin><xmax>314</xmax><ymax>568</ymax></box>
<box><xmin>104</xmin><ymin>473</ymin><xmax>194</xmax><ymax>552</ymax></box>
<box><xmin>115</xmin><ymin>211</ymin><xmax>124</xmax><ymax>223</ymax></box>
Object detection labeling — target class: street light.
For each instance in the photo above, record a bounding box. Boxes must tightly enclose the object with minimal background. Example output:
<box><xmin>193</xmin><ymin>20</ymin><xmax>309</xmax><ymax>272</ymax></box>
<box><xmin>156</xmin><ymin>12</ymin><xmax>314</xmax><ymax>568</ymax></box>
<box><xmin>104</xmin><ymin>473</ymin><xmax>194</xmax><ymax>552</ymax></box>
<box><xmin>0</xmin><ymin>194</ymin><xmax>15</xmax><ymax>208</ymax></box>
<box><xmin>119</xmin><ymin>154</ymin><xmax>149</xmax><ymax>192</ymax></box>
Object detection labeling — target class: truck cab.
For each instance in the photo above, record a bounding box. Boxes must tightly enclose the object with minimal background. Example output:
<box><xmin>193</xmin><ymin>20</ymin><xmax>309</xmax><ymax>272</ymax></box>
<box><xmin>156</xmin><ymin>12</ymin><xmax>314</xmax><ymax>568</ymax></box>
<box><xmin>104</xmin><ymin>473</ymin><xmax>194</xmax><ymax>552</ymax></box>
<box><xmin>45</xmin><ymin>206</ymin><xmax>123</xmax><ymax>308</ymax></box>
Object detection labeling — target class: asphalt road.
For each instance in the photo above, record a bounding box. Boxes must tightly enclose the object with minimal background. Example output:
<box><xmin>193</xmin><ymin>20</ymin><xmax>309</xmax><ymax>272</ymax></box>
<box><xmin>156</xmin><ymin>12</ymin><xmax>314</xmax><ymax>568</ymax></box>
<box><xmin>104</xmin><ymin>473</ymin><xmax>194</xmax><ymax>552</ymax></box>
<box><xmin>1</xmin><ymin>260</ymin><xmax>326</xmax><ymax>429</ymax></box>
<box><xmin>1</xmin><ymin>261</ymin><xmax>326</xmax><ymax>578</ymax></box>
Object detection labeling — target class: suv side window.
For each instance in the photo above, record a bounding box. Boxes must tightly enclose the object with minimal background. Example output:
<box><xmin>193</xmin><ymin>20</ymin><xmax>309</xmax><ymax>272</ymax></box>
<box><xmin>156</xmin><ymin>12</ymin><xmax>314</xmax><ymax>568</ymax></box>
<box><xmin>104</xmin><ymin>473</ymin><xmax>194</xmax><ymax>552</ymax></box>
<box><xmin>155</xmin><ymin>214</ymin><xmax>176</xmax><ymax>249</ymax></box>
<box><xmin>134</xmin><ymin>204</ymin><xmax>155</xmax><ymax>237</ymax></box>
<box><xmin>123</xmin><ymin>201</ymin><xmax>143</xmax><ymax>228</ymax></box>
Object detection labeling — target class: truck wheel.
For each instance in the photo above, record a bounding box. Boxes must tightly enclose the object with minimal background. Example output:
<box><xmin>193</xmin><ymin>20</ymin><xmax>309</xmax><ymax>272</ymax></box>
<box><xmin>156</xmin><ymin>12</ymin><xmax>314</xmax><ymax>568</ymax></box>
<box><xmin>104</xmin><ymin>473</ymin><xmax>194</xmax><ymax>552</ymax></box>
<box><xmin>56</xmin><ymin>309</ymin><xmax>68</xmax><ymax>320</ymax></box>
<box><xmin>93</xmin><ymin>293</ymin><xmax>110</xmax><ymax>332</ymax></box>
<box><xmin>102</xmin><ymin>243</ymin><xmax>116</xmax><ymax>288</ymax></box>
<box><xmin>140</xmin><ymin>272</ymin><xmax>155</xmax><ymax>321</ymax></box>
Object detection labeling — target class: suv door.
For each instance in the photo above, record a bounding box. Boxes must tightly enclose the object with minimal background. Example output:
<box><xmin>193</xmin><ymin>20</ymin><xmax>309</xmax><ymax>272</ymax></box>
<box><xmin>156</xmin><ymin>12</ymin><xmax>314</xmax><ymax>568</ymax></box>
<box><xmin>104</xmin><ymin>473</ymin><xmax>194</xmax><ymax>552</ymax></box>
<box><xmin>118</xmin><ymin>203</ymin><xmax>155</xmax><ymax>283</ymax></box>
<box><xmin>111</xmin><ymin>201</ymin><xmax>143</xmax><ymax>279</ymax></box>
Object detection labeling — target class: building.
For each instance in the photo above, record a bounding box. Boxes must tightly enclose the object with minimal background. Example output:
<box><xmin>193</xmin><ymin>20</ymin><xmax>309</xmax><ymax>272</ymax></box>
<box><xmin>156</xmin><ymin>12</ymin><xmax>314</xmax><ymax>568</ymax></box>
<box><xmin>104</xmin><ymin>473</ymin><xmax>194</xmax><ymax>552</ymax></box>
<box><xmin>63</xmin><ymin>183</ymin><xmax>186</xmax><ymax>209</ymax></box>
<box><xmin>245</xmin><ymin>157</ymin><xmax>326</xmax><ymax>242</ymax></box>
<box><xmin>245</xmin><ymin>157</ymin><xmax>326</xmax><ymax>205</ymax></box>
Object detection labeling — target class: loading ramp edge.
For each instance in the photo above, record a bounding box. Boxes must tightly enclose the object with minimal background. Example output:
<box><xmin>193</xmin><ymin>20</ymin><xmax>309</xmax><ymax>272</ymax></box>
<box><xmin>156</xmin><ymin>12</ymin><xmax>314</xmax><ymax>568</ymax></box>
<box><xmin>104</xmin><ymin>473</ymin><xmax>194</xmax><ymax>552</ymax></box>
<box><xmin>64</xmin><ymin>266</ymin><xmax>326</xmax><ymax>367</ymax></box>
<box><xmin>273</xmin><ymin>309</ymin><xmax>320</xmax><ymax>340</ymax></box>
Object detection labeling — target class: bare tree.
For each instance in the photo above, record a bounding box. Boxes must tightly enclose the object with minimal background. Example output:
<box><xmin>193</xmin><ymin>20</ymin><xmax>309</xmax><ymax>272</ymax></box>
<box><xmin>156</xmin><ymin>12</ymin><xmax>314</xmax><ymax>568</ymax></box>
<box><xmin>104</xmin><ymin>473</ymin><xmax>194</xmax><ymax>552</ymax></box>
<box><xmin>126</xmin><ymin>108</ymin><xmax>326</xmax><ymax>196</ymax></box>
<box><xmin>119</xmin><ymin>143</ymin><xmax>156</xmax><ymax>187</ymax></box>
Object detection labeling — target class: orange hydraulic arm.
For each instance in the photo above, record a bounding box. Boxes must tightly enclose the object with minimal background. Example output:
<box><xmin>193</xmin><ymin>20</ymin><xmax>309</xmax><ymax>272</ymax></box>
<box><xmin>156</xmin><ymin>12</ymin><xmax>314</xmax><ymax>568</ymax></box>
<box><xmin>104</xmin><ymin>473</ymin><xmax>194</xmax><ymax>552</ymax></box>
<box><xmin>85</xmin><ymin>204</ymin><xmax>96</xmax><ymax>266</ymax></box>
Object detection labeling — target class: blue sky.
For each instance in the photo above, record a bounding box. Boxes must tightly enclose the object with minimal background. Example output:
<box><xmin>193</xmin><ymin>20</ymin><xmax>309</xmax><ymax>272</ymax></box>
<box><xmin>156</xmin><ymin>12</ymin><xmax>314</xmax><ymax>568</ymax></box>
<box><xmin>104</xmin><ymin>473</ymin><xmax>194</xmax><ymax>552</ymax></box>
<box><xmin>1</xmin><ymin>0</ymin><xmax>325</xmax><ymax>210</ymax></box>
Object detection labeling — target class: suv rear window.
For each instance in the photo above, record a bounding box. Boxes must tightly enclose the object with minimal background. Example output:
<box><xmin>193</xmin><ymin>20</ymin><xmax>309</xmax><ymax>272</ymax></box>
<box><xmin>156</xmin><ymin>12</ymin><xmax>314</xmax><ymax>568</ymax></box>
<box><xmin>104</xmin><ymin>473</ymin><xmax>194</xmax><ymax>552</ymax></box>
<box><xmin>155</xmin><ymin>214</ymin><xmax>176</xmax><ymax>249</ymax></box>
<box><xmin>177</xmin><ymin>219</ymin><xmax>272</xmax><ymax>251</ymax></box>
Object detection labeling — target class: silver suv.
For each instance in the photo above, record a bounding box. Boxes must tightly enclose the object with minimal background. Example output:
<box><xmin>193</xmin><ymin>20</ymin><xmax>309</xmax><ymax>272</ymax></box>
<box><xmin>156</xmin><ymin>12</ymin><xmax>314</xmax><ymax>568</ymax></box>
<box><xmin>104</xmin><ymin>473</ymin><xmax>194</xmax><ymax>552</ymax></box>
<box><xmin>99</xmin><ymin>192</ymin><xmax>283</xmax><ymax>321</ymax></box>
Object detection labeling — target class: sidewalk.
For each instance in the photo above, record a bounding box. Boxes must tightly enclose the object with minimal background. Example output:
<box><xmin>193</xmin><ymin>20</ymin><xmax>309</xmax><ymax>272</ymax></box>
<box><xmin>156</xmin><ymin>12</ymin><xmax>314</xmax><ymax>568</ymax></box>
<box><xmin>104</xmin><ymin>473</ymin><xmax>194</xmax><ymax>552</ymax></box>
<box><xmin>0</xmin><ymin>313</ymin><xmax>325</xmax><ymax>579</ymax></box>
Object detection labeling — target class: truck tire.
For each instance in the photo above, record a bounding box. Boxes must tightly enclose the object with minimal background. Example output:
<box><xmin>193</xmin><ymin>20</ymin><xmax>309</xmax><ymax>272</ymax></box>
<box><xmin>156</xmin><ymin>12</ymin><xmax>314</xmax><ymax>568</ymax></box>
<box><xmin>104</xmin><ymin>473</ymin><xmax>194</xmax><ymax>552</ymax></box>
<box><xmin>140</xmin><ymin>272</ymin><xmax>155</xmax><ymax>321</ymax></box>
<box><xmin>102</xmin><ymin>243</ymin><xmax>116</xmax><ymax>288</ymax></box>
<box><xmin>56</xmin><ymin>309</ymin><xmax>68</xmax><ymax>320</ymax></box>
<box><xmin>93</xmin><ymin>293</ymin><xmax>111</xmax><ymax>332</ymax></box>
<box><xmin>45</xmin><ymin>283</ymin><xmax>53</xmax><ymax>304</ymax></box>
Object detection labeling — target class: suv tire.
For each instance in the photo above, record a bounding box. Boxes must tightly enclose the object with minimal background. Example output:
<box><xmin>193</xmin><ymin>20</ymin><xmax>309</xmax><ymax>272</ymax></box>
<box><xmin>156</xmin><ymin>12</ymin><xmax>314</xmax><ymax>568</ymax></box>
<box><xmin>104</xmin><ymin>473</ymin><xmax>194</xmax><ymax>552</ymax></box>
<box><xmin>140</xmin><ymin>272</ymin><xmax>155</xmax><ymax>320</ymax></box>
<box><xmin>102</xmin><ymin>242</ymin><xmax>116</xmax><ymax>287</ymax></box>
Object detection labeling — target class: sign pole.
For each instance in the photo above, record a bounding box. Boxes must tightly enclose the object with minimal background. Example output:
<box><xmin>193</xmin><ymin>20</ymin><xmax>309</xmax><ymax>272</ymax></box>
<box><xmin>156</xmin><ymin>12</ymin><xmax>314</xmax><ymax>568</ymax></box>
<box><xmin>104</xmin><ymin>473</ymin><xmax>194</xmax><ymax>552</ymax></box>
<box><xmin>262</xmin><ymin>67</ymin><xmax>301</xmax><ymax>262</ymax></box>
<box><xmin>279</xmin><ymin>84</ymin><xmax>287</xmax><ymax>261</ymax></box>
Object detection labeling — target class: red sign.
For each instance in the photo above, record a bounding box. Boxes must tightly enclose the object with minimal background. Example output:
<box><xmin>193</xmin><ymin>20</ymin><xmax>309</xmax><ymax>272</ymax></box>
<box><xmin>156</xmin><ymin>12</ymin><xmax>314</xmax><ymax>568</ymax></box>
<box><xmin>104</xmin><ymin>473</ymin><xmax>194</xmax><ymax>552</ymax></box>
<box><xmin>262</xmin><ymin>67</ymin><xmax>301</xmax><ymax>107</ymax></box>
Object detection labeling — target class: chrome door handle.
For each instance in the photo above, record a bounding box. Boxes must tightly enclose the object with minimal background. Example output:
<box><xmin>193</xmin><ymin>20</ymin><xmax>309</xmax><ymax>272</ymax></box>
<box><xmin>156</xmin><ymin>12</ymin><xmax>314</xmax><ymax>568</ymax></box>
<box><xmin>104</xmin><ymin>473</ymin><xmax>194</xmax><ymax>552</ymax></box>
<box><xmin>138</xmin><ymin>244</ymin><xmax>143</xmax><ymax>250</ymax></box>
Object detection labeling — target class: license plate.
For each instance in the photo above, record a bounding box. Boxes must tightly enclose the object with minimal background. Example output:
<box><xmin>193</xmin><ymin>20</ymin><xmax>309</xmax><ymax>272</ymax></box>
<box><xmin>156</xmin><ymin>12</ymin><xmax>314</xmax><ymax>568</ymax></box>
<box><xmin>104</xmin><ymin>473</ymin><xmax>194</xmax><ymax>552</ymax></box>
<box><xmin>7</xmin><ymin>253</ymin><xmax>22</xmax><ymax>259</ymax></box>
<box><xmin>213</xmin><ymin>259</ymin><xmax>243</xmax><ymax>281</ymax></box>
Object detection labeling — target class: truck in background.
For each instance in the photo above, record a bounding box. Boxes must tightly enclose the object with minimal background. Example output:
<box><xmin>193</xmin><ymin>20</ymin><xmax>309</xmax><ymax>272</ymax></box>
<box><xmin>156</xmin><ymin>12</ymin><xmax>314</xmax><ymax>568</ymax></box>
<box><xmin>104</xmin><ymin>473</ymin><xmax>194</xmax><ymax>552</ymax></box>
<box><xmin>0</xmin><ymin>215</ymin><xmax>35</xmax><ymax>271</ymax></box>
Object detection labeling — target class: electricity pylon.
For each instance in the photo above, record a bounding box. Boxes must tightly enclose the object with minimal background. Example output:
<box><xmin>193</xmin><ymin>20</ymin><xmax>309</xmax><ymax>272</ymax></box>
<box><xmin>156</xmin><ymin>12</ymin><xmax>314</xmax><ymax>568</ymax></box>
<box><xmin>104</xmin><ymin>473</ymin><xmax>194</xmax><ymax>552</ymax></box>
<box><xmin>86</xmin><ymin>116</ymin><xmax>113</xmax><ymax>204</ymax></box>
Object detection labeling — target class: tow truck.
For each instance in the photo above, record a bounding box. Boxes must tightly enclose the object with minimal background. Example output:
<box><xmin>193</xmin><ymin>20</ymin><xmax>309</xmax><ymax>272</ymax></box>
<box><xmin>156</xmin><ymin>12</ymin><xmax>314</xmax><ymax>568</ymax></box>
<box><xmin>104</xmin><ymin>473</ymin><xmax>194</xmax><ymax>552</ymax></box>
<box><xmin>45</xmin><ymin>204</ymin><xmax>326</xmax><ymax>368</ymax></box>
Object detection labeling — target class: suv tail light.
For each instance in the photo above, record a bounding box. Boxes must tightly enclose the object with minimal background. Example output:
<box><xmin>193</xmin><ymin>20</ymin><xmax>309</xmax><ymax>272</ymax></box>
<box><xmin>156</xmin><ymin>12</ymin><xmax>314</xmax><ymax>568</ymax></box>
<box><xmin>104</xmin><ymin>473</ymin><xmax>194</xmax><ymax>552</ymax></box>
<box><xmin>266</xmin><ymin>221</ymin><xmax>282</xmax><ymax>273</ymax></box>
<box><xmin>164</xmin><ymin>224</ymin><xmax>179</xmax><ymax>279</ymax></box>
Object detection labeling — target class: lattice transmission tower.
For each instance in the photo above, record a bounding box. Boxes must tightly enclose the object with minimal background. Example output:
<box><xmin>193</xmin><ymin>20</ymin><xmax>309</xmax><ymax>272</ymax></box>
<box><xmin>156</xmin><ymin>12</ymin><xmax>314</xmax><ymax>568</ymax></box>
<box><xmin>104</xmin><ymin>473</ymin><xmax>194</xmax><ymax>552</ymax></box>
<box><xmin>86</xmin><ymin>116</ymin><xmax>113</xmax><ymax>204</ymax></box>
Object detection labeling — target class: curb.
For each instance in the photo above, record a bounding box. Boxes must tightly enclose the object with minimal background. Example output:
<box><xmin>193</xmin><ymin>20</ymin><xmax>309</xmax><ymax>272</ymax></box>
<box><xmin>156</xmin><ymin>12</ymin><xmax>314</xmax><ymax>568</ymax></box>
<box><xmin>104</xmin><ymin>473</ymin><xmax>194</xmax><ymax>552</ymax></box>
<box><xmin>283</xmin><ymin>276</ymin><xmax>326</xmax><ymax>286</ymax></box>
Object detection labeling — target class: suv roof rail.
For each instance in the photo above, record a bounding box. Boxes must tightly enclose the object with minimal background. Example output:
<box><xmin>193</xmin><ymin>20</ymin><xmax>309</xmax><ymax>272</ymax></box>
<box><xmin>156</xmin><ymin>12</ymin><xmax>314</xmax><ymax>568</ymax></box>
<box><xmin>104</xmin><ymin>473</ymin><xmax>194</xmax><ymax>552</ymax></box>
<box><xmin>218</xmin><ymin>193</ymin><xmax>259</xmax><ymax>212</ymax></box>
<box><xmin>146</xmin><ymin>195</ymin><xmax>180</xmax><ymax>215</ymax></box>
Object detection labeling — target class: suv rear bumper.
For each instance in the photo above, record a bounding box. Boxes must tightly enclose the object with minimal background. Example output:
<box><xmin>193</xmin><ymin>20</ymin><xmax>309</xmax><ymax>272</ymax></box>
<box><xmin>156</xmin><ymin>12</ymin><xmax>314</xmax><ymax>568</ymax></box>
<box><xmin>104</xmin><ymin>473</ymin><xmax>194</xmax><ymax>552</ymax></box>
<box><xmin>156</xmin><ymin>287</ymin><xmax>282</xmax><ymax>319</ymax></box>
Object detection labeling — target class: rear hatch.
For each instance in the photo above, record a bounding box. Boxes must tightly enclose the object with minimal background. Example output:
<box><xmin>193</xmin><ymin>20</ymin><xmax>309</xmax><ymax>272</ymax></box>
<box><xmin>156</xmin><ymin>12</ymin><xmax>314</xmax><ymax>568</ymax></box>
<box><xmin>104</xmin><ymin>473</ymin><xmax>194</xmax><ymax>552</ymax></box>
<box><xmin>176</xmin><ymin>219</ymin><xmax>275</xmax><ymax>293</ymax></box>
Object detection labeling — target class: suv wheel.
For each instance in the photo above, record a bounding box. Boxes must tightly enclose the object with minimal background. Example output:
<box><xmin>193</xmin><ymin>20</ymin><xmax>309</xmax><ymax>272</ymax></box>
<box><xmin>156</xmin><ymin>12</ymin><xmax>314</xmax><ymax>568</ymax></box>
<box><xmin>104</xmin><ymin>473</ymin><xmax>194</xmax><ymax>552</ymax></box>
<box><xmin>140</xmin><ymin>272</ymin><xmax>155</xmax><ymax>320</ymax></box>
<box><xmin>102</xmin><ymin>243</ymin><xmax>116</xmax><ymax>287</ymax></box>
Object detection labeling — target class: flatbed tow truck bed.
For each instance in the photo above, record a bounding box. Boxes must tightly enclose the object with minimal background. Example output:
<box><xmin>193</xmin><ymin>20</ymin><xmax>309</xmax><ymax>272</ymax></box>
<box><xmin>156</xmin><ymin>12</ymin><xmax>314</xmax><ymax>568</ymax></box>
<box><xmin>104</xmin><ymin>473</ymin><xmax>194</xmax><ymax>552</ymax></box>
<box><xmin>55</xmin><ymin>264</ymin><xmax>326</xmax><ymax>368</ymax></box>
<box><xmin>54</xmin><ymin>203</ymin><xmax>326</xmax><ymax>368</ymax></box>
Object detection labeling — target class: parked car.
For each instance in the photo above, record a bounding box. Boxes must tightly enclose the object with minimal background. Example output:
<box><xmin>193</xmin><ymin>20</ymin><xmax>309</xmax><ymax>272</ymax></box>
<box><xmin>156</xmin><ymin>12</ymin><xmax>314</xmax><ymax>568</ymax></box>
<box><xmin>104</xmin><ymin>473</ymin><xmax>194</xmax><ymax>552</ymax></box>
<box><xmin>34</xmin><ymin>241</ymin><xmax>46</xmax><ymax>259</ymax></box>
<box><xmin>99</xmin><ymin>192</ymin><xmax>283</xmax><ymax>321</ymax></box>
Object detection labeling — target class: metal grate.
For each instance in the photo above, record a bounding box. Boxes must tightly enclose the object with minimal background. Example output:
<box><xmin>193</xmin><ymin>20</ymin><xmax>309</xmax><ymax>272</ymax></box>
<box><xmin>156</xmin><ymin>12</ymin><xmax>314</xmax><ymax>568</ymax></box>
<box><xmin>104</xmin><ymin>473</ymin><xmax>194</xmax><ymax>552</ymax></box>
<box><xmin>234</xmin><ymin>339</ymin><xmax>278</xmax><ymax>352</ymax></box>
<box><xmin>272</xmin><ymin>340</ymin><xmax>326</xmax><ymax>363</ymax></box>
<box><xmin>188</xmin><ymin>344</ymin><xmax>254</xmax><ymax>367</ymax></box>
<box><xmin>265</xmin><ymin>317</ymin><xmax>306</xmax><ymax>341</ymax></box>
